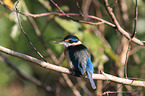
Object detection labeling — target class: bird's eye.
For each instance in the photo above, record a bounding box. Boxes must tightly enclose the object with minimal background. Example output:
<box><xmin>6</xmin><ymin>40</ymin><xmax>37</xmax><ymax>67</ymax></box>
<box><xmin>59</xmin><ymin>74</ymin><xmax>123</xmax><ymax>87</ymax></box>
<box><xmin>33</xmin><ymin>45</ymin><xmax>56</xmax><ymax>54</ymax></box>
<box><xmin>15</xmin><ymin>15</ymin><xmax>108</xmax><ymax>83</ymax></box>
<box><xmin>68</xmin><ymin>40</ymin><xmax>73</xmax><ymax>43</ymax></box>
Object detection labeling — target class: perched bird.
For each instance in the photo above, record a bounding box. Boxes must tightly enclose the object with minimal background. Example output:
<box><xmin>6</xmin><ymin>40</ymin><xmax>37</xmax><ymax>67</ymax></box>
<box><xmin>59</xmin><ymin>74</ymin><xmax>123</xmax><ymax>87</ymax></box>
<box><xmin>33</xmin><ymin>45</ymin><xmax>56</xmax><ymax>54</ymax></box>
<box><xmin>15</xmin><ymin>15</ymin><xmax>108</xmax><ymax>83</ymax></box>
<box><xmin>54</xmin><ymin>34</ymin><xmax>96</xmax><ymax>89</ymax></box>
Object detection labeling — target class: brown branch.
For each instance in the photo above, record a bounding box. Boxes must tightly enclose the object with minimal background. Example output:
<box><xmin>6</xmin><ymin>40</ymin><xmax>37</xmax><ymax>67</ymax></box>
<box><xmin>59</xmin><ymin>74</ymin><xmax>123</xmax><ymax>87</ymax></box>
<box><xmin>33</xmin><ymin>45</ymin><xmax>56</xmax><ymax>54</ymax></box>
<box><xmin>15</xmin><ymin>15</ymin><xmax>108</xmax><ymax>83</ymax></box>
<box><xmin>50</xmin><ymin>0</ymin><xmax>66</xmax><ymax>15</ymax></box>
<box><xmin>0</xmin><ymin>45</ymin><xmax>145</xmax><ymax>87</ymax></box>
<box><xmin>102</xmin><ymin>91</ymin><xmax>137</xmax><ymax>96</ymax></box>
<box><xmin>0</xmin><ymin>52</ymin><xmax>55</xmax><ymax>93</ymax></box>
<box><xmin>132</xmin><ymin>0</ymin><xmax>138</xmax><ymax>38</ymax></box>
<box><xmin>104</xmin><ymin>0</ymin><xmax>144</xmax><ymax>46</ymax></box>
<box><xmin>76</xmin><ymin>2</ymin><xmax>83</xmax><ymax>16</ymax></box>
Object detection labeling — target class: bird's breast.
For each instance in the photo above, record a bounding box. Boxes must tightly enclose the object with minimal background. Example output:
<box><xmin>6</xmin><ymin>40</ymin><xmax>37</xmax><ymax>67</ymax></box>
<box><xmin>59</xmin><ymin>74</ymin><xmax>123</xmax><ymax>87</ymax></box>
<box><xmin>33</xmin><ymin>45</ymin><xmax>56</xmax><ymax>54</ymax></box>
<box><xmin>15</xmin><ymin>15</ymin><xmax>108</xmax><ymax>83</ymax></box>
<box><xmin>64</xmin><ymin>48</ymin><xmax>74</xmax><ymax>69</ymax></box>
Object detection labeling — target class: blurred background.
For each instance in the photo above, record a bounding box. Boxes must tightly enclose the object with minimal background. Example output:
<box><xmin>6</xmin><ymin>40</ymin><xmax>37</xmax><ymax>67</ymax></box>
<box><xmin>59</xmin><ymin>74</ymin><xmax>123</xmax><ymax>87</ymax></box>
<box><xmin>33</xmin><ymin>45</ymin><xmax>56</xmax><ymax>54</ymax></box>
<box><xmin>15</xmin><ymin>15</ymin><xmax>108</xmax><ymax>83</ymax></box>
<box><xmin>0</xmin><ymin>0</ymin><xmax>145</xmax><ymax>96</ymax></box>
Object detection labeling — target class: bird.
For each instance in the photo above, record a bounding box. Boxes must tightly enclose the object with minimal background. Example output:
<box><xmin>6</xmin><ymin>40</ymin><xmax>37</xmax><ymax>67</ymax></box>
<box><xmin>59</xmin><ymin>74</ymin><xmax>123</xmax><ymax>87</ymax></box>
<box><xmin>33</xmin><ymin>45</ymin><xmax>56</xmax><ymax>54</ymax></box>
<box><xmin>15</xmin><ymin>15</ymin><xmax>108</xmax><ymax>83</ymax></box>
<box><xmin>54</xmin><ymin>34</ymin><xmax>96</xmax><ymax>89</ymax></box>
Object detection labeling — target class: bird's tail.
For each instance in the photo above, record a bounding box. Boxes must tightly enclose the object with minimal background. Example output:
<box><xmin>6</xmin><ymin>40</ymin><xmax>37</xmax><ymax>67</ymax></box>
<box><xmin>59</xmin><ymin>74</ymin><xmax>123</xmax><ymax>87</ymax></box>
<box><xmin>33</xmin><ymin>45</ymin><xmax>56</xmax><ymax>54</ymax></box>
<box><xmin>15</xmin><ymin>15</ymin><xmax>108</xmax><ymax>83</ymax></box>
<box><xmin>86</xmin><ymin>71</ymin><xmax>96</xmax><ymax>89</ymax></box>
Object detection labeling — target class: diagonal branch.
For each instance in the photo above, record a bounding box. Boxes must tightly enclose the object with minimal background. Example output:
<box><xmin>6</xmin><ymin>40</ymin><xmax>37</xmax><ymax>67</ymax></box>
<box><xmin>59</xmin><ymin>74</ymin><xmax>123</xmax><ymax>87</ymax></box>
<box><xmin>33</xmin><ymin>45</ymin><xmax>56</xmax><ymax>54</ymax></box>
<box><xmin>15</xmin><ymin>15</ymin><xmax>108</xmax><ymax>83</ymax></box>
<box><xmin>104</xmin><ymin>0</ymin><xmax>144</xmax><ymax>46</ymax></box>
<box><xmin>0</xmin><ymin>45</ymin><xmax>145</xmax><ymax>87</ymax></box>
<box><xmin>14</xmin><ymin>2</ymin><xmax>47</xmax><ymax>62</ymax></box>
<box><xmin>0</xmin><ymin>45</ymin><xmax>70</xmax><ymax>74</ymax></box>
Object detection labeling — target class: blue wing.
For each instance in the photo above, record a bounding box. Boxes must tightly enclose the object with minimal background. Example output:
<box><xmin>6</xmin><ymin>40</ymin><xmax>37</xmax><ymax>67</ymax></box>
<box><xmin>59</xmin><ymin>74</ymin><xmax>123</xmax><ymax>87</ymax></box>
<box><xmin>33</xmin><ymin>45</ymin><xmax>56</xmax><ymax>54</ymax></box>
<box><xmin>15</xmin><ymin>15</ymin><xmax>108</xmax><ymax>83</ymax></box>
<box><xmin>86</xmin><ymin>57</ymin><xmax>96</xmax><ymax>89</ymax></box>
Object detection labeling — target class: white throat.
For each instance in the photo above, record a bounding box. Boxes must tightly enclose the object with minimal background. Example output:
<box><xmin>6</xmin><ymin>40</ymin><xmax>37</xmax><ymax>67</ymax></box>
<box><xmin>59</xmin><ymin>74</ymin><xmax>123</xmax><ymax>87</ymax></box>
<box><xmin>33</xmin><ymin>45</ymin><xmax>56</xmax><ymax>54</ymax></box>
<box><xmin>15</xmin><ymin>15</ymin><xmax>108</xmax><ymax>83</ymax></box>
<box><xmin>64</xmin><ymin>41</ymin><xmax>82</xmax><ymax>47</ymax></box>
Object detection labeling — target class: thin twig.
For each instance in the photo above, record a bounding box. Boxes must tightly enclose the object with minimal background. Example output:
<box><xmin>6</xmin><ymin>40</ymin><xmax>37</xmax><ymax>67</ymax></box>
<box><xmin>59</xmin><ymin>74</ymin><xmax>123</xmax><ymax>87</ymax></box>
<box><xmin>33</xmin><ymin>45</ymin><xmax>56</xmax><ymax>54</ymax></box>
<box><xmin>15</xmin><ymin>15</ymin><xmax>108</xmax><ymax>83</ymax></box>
<box><xmin>14</xmin><ymin>2</ymin><xmax>47</xmax><ymax>62</ymax></box>
<box><xmin>76</xmin><ymin>2</ymin><xmax>83</xmax><ymax>16</ymax></box>
<box><xmin>50</xmin><ymin>0</ymin><xmax>66</xmax><ymax>15</ymax></box>
<box><xmin>131</xmin><ymin>0</ymin><xmax>138</xmax><ymax>38</ymax></box>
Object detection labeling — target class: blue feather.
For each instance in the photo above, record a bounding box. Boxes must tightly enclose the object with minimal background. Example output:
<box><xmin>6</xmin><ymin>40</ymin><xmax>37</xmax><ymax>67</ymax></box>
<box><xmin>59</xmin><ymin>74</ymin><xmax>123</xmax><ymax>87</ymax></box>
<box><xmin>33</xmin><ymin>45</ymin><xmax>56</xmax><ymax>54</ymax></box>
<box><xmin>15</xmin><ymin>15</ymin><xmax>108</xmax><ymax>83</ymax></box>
<box><xmin>86</xmin><ymin>57</ymin><xmax>96</xmax><ymax>89</ymax></box>
<box><xmin>86</xmin><ymin>71</ymin><xmax>96</xmax><ymax>89</ymax></box>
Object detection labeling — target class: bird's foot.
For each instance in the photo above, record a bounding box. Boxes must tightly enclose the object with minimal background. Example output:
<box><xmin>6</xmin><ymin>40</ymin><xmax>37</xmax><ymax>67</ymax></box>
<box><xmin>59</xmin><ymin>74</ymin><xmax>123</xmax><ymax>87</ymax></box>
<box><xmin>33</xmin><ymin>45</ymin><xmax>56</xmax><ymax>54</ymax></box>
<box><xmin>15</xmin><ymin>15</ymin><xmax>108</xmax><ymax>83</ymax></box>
<box><xmin>69</xmin><ymin>69</ymin><xmax>82</xmax><ymax>77</ymax></box>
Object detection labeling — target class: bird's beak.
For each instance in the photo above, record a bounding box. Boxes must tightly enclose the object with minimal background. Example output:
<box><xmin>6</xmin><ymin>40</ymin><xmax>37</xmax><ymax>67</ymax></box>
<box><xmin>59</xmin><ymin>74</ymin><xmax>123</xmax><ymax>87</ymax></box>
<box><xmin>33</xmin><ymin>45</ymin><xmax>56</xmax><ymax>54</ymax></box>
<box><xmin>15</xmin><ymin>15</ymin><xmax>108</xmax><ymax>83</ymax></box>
<box><xmin>54</xmin><ymin>41</ymin><xmax>66</xmax><ymax>44</ymax></box>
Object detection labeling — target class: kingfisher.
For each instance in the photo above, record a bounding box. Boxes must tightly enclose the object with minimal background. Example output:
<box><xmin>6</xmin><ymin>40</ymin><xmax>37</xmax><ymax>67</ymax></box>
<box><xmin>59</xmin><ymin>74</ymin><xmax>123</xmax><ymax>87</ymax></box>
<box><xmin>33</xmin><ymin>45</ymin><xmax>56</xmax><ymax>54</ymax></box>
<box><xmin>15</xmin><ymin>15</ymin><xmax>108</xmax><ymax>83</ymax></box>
<box><xmin>54</xmin><ymin>34</ymin><xmax>96</xmax><ymax>89</ymax></box>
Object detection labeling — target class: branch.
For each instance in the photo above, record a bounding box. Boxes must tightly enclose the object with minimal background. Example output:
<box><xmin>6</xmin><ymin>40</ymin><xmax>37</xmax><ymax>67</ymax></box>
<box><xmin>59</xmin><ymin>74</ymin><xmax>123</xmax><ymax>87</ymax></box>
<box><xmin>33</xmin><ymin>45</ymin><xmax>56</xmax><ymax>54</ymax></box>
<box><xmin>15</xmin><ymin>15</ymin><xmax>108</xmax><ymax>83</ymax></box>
<box><xmin>102</xmin><ymin>90</ymin><xmax>137</xmax><ymax>95</ymax></box>
<box><xmin>104</xmin><ymin>0</ymin><xmax>138</xmax><ymax>79</ymax></box>
<box><xmin>0</xmin><ymin>45</ymin><xmax>145</xmax><ymax>87</ymax></box>
<box><xmin>132</xmin><ymin>0</ymin><xmax>138</xmax><ymax>38</ymax></box>
<box><xmin>104</xmin><ymin>0</ymin><xmax>144</xmax><ymax>46</ymax></box>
